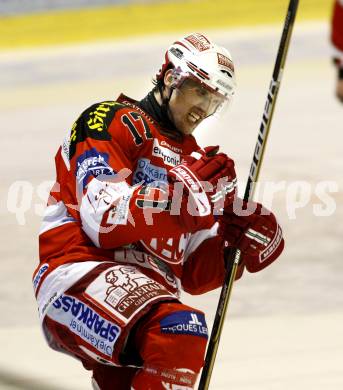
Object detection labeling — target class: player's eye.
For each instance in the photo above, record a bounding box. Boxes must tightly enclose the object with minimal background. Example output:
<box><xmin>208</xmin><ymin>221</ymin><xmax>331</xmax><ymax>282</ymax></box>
<box><xmin>195</xmin><ymin>87</ymin><xmax>208</xmax><ymax>97</ymax></box>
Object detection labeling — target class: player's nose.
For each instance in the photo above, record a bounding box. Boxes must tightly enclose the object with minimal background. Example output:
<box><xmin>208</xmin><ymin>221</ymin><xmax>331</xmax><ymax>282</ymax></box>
<box><xmin>198</xmin><ymin>96</ymin><xmax>216</xmax><ymax>116</ymax></box>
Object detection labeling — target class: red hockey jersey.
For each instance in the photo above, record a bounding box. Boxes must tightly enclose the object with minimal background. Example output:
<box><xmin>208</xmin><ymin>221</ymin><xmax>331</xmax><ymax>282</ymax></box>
<box><xmin>34</xmin><ymin>94</ymin><xmax>228</xmax><ymax>298</ymax></box>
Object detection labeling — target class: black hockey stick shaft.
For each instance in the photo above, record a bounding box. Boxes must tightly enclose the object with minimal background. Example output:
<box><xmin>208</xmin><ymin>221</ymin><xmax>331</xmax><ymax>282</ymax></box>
<box><xmin>198</xmin><ymin>1</ymin><xmax>299</xmax><ymax>389</ymax></box>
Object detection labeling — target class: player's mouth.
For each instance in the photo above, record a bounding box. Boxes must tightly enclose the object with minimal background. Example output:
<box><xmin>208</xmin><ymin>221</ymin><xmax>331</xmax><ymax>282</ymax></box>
<box><xmin>187</xmin><ymin>109</ymin><xmax>205</xmax><ymax>124</ymax></box>
<box><xmin>188</xmin><ymin>112</ymin><xmax>200</xmax><ymax>123</ymax></box>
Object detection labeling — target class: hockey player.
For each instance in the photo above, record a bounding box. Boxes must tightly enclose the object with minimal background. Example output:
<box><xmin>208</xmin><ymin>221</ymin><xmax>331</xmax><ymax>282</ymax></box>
<box><xmin>33</xmin><ymin>33</ymin><xmax>284</xmax><ymax>390</ymax></box>
<box><xmin>332</xmin><ymin>0</ymin><xmax>343</xmax><ymax>102</ymax></box>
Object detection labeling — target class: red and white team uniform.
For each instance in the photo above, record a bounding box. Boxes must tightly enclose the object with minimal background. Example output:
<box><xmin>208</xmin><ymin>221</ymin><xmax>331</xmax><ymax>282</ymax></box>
<box><xmin>33</xmin><ymin>95</ymin><xmax>229</xmax><ymax>389</ymax></box>
<box><xmin>33</xmin><ymin>32</ymin><xmax>284</xmax><ymax>390</ymax></box>
<box><xmin>332</xmin><ymin>0</ymin><xmax>343</xmax><ymax>67</ymax></box>
<box><xmin>34</xmin><ymin>95</ymin><xmax>229</xmax><ymax>297</ymax></box>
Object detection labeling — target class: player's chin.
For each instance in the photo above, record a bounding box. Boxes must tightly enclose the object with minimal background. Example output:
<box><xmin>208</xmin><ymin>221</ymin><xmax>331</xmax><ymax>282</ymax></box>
<box><xmin>180</xmin><ymin>119</ymin><xmax>200</xmax><ymax>135</ymax></box>
<box><xmin>180</xmin><ymin>125</ymin><xmax>196</xmax><ymax>135</ymax></box>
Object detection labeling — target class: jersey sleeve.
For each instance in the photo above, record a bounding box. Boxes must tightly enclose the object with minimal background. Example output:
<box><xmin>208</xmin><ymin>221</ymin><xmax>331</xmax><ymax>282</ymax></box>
<box><xmin>181</xmin><ymin>223</ymin><xmax>243</xmax><ymax>295</ymax></box>
<box><xmin>58</xmin><ymin>101</ymin><xmax>209</xmax><ymax>250</ymax></box>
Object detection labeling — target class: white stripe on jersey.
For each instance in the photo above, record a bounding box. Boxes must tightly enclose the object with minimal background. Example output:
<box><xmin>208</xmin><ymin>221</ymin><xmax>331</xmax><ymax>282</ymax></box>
<box><xmin>39</xmin><ymin>201</ymin><xmax>76</xmax><ymax>235</ymax></box>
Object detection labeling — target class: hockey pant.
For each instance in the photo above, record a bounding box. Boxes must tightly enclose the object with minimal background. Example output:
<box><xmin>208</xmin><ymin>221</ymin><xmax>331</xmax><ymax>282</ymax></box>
<box><xmin>91</xmin><ymin>302</ymin><xmax>208</xmax><ymax>389</ymax></box>
<box><xmin>42</xmin><ymin>264</ymin><xmax>208</xmax><ymax>389</ymax></box>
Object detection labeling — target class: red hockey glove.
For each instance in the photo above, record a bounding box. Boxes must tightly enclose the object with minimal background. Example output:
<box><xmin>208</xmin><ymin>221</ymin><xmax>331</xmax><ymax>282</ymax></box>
<box><xmin>218</xmin><ymin>198</ymin><xmax>284</xmax><ymax>273</ymax></box>
<box><xmin>169</xmin><ymin>146</ymin><xmax>237</xmax><ymax>217</ymax></box>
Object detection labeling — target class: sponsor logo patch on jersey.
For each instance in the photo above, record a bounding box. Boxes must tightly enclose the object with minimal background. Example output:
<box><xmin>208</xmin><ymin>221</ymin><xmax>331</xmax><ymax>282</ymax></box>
<box><xmin>33</xmin><ymin>263</ymin><xmax>49</xmax><ymax>294</ymax></box>
<box><xmin>159</xmin><ymin>140</ymin><xmax>183</xmax><ymax>153</ymax></box>
<box><xmin>140</xmin><ymin>234</ymin><xmax>190</xmax><ymax>265</ymax></box>
<box><xmin>76</xmin><ymin>147</ymin><xmax>115</xmax><ymax>189</ymax></box>
<box><xmin>85</xmin><ymin>265</ymin><xmax>175</xmax><ymax>325</ymax></box>
<box><xmin>133</xmin><ymin>158</ymin><xmax>167</xmax><ymax>185</ymax></box>
<box><xmin>69</xmin><ymin>101</ymin><xmax>124</xmax><ymax>159</ymax></box>
<box><xmin>152</xmin><ymin>139</ymin><xmax>181</xmax><ymax>167</ymax></box>
<box><xmin>49</xmin><ymin>294</ymin><xmax>121</xmax><ymax>357</ymax></box>
<box><xmin>160</xmin><ymin>311</ymin><xmax>208</xmax><ymax>338</ymax></box>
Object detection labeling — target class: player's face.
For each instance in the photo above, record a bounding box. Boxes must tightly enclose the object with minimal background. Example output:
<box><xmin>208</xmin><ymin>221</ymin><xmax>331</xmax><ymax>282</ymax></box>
<box><xmin>168</xmin><ymin>78</ymin><xmax>225</xmax><ymax>135</ymax></box>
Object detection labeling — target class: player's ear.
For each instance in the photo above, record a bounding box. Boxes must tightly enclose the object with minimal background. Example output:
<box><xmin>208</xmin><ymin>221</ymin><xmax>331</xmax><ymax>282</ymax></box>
<box><xmin>163</xmin><ymin>69</ymin><xmax>174</xmax><ymax>88</ymax></box>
